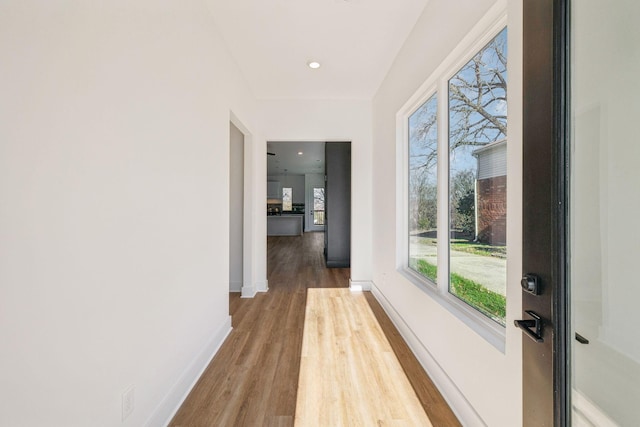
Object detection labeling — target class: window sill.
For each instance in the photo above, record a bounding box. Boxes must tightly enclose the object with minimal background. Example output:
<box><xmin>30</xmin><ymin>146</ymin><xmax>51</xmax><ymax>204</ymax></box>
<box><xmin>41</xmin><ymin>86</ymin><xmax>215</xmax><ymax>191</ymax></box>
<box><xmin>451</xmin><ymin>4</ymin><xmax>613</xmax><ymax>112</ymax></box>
<box><xmin>399</xmin><ymin>267</ymin><xmax>506</xmax><ymax>353</ymax></box>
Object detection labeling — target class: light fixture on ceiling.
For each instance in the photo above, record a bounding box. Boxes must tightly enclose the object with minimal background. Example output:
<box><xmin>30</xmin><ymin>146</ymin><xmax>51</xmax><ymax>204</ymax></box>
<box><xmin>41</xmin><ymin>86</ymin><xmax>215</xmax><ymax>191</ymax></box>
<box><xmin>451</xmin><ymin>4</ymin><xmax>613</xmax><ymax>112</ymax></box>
<box><xmin>298</xmin><ymin>151</ymin><xmax>303</xmax><ymax>155</ymax></box>
<box><xmin>308</xmin><ymin>61</ymin><xmax>321</xmax><ymax>69</ymax></box>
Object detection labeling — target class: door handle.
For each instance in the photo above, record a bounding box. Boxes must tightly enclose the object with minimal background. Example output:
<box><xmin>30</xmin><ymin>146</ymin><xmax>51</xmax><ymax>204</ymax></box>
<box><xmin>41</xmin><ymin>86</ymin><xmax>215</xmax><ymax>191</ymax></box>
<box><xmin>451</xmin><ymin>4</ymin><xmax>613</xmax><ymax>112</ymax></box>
<box><xmin>515</xmin><ymin>310</ymin><xmax>544</xmax><ymax>343</ymax></box>
<box><xmin>575</xmin><ymin>332</ymin><xmax>589</xmax><ymax>344</ymax></box>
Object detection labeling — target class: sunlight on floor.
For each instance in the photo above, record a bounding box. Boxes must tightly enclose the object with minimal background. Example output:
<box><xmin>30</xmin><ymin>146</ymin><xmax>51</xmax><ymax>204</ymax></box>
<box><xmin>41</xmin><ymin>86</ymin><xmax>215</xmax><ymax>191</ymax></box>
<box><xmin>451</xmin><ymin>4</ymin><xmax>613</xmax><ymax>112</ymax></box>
<box><xmin>296</xmin><ymin>288</ymin><xmax>433</xmax><ymax>426</ymax></box>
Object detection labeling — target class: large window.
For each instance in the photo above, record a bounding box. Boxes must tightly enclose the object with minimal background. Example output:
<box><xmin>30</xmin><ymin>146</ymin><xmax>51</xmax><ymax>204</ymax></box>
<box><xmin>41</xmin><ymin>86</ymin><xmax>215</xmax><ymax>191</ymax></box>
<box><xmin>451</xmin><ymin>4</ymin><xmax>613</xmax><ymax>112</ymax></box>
<box><xmin>401</xmin><ymin>25</ymin><xmax>508</xmax><ymax>336</ymax></box>
<box><xmin>408</xmin><ymin>94</ymin><xmax>438</xmax><ymax>283</ymax></box>
<box><xmin>448</xmin><ymin>28</ymin><xmax>507</xmax><ymax>325</ymax></box>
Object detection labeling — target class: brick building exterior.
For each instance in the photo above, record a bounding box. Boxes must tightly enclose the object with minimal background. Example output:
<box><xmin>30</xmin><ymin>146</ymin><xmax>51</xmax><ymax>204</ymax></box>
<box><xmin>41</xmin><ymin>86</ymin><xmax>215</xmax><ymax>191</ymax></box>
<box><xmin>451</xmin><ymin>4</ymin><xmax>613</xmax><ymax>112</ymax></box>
<box><xmin>477</xmin><ymin>175</ymin><xmax>506</xmax><ymax>245</ymax></box>
<box><xmin>473</xmin><ymin>139</ymin><xmax>507</xmax><ymax>246</ymax></box>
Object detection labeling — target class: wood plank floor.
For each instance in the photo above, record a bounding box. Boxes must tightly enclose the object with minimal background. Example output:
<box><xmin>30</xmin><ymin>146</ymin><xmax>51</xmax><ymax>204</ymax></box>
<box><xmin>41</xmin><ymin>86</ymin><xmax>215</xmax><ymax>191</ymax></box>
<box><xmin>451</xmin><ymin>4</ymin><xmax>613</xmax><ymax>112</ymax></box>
<box><xmin>169</xmin><ymin>232</ymin><xmax>459</xmax><ymax>427</ymax></box>
<box><xmin>296</xmin><ymin>288</ymin><xmax>433</xmax><ymax>426</ymax></box>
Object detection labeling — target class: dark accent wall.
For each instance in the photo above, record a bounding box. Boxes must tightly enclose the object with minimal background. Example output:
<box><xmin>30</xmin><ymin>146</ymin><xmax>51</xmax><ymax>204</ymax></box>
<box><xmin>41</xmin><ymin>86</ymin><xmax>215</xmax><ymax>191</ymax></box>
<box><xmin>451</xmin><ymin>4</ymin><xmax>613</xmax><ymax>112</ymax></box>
<box><xmin>324</xmin><ymin>142</ymin><xmax>351</xmax><ymax>268</ymax></box>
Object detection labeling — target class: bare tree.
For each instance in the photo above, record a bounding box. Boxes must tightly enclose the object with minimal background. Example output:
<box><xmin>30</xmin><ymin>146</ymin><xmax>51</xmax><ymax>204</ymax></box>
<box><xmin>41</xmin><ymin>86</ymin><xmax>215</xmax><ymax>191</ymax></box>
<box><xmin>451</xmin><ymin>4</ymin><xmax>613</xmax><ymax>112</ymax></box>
<box><xmin>409</xmin><ymin>29</ymin><xmax>507</xmax><ymax>239</ymax></box>
<box><xmin>409</xmin><ymin>170</ymin><xmax>437</xmax><ymax>231</ymax></box>
<box><xmin>313</xmin><ymin>187</ymin><xmax>325</xmax><ymax>210</ymax></box>
<box><xmin>449</xmin><ymin>29</ymin><xmax>507</xmax><ymax>149</ymax></box>
<box><xmin>410</xmin><ymin>29</ymin><xmax>507</xmax><ymax>172</ymax></box>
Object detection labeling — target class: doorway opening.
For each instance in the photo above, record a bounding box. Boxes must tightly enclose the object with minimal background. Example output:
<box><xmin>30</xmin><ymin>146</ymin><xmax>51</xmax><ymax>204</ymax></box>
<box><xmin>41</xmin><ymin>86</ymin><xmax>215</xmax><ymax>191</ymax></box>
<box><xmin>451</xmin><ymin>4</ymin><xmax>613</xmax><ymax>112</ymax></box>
<box><xmin>266</xmin><ymin>141</ymin><xmax>351</xmax><ymax>268</ymax></box>
<box><xmin>266</xmin><ymin>141</ymin><xmax>322</xmax><ymax>238</ymax></box>
<box><xmin>229</xmin><ymin>122</ymin><xmax>244</xmax><ymax>292</ymax></box>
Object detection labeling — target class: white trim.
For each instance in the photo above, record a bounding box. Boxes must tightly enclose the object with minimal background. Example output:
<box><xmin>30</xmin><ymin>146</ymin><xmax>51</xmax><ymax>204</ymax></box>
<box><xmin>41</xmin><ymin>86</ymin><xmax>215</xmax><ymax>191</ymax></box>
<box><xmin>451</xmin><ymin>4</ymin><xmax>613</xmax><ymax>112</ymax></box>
<box><xmin>349</xmin><ymin>279</ymin><xmax>373</xmax><ymax>292</ymax></box>
<box><xmin>145</xmin><ymin>316</ymin><xmax>233</xmax><ymax>427</ymax></box>
<box><xmin>256</xmin><ymin>280</ymin><xmax>269</xmax><ymax>293</ymax></box>
<box><xmin>229</xmin><ymin>281</ymin><xmax>242</xmax><ymax>293</ymax></box>
<box><xmin>471</xmin><ymin>138</ymin><xmax>507</xmax><ymax>156</ymax></box>
<box><xmin>572</xmin><ymin>389</ymin><xmax>619</xmax><ymax>427</ymax></box>
<box><xmin>241</xmin><ymin>283</ymin><xmax>257</xmax><ymax>298</ymax></box>
<box><xmin>371</xmin><ymin>283</ymin><xmax>486</xmax><ymax>427</ymax></box>
<box><xmin>230</xmin><ymin>111</ymin><xmax>263</xmax><ymax>303</ymax></box>
<box><xmin>241</xmin><ymin>280</ymin><xmax>268</xmax><ymax>298</ymax></box>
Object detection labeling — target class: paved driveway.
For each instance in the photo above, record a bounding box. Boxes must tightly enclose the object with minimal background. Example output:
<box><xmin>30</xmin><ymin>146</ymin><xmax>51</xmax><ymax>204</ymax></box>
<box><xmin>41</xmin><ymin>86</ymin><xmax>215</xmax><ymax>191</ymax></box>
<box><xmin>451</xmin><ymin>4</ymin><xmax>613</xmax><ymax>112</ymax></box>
<box><xmin>409</xmin><ymin>236</ymin><xmax>506</xmax><ymax>296</ymax></box>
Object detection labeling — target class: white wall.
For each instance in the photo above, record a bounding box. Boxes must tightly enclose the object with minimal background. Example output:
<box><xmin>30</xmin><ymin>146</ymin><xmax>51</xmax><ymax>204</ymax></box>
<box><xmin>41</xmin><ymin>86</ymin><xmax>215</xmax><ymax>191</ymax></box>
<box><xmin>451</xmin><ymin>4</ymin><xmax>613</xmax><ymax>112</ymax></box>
<box><xmin>230</xmin><ymin>123</ymin><xmax>244</xmax><ymax>292</ymax></box>
<box><xmin>371</xmin><ymin>1</ymin><xmax>523</xmax><ymax>425</ymax></box>
<box><xmin>0</xmin><ymin>1</ymin><xmax>258</xmax><ymax>425</ymax></box>
<box><xmin>257</xmin><ymin>99</ymin><xmax>373</xmax><ymax>284</ymax></box>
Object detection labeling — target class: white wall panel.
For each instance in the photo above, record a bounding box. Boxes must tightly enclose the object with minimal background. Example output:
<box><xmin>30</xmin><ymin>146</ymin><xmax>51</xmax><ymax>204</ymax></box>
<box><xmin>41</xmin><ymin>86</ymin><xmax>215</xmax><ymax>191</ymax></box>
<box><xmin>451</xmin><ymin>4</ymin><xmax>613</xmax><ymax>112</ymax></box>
<box><xmin>0</xmin><ymin>1</ymin><xmax>258</xmax><ymax>425</ymax></box>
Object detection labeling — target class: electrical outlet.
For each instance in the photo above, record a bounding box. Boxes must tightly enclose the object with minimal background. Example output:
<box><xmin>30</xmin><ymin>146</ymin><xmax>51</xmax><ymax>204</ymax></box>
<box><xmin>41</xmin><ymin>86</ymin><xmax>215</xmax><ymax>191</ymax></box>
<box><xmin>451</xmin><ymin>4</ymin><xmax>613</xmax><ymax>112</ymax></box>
<box><xmin>122</xmin><ymin>385</ymin><xmax>135</xmax><ymax>421</ymax></box>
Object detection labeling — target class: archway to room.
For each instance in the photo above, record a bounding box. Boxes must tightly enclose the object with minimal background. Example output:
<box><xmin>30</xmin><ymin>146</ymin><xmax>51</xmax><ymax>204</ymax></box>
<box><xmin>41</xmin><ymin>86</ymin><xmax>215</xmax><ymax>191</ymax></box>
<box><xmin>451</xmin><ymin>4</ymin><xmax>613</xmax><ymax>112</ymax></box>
<box><xmin>266</xmin><ymin>141</ymin><xmax>351</xmax><ymax>271</ymax></box>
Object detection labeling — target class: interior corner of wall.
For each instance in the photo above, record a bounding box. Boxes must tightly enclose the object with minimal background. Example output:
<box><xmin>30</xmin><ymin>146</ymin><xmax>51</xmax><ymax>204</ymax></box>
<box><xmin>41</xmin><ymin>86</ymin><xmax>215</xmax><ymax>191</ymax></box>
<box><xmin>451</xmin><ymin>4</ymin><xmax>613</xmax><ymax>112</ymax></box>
<box><xmin>349</xmin><ymin>279</ymin><xmax>373</xmax><ymax>292</ymax></box>
<box><xmin>144</xmin><ymin>315</ymin><xmax>232</xmax><ymax>427</ymax></box>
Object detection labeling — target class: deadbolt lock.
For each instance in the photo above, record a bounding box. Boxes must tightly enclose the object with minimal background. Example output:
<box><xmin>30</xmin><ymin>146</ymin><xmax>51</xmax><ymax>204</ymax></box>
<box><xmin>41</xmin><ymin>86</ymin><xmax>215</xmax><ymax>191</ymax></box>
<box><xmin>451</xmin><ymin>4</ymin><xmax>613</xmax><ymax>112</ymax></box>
<box><xmin>521</xmin><ymin>274</ymin><xmax>540</xmax><ymax>295</ymax></box>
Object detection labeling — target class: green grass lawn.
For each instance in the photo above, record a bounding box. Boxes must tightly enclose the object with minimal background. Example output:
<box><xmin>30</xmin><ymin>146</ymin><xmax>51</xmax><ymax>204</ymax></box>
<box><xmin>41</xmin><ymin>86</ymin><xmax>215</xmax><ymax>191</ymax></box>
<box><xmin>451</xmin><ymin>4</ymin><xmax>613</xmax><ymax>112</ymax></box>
<box><xmin>450</xmin><ymin>239</ymin><xmax>507</xmax><ymax>258</ymax></box>
<box><xmin>410</xmin><ymin>234</ymin><xmax>506</xmax><ymax>258</ymax></box>
<box><xmin>410</xmin><ymin>258</ymin><xmax>506</xmax><ymax>324</ymax></box>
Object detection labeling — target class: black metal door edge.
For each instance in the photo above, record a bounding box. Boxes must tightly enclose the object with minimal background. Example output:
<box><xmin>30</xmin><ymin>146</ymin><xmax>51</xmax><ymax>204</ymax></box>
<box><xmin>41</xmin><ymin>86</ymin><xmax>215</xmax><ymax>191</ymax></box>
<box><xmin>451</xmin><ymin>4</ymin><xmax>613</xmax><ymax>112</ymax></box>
<box><xmin>521</xmin><ymin>0</ymin><xmax>570</xmax><ymax>425</ymax></box>
<box><xmin>552</xmin><ymin>0</ymin><xmax>570</xmax><ymax>425</ymax></box>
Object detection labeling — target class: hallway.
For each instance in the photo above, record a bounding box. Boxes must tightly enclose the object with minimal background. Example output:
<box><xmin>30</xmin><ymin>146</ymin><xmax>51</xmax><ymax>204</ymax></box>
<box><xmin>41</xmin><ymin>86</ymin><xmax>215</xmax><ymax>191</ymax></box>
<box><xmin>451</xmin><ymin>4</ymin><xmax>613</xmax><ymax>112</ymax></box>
<box><xmin>170</xmin><ymin>232</ymin><xmax>459</xmax><ymax>426</ymax></box>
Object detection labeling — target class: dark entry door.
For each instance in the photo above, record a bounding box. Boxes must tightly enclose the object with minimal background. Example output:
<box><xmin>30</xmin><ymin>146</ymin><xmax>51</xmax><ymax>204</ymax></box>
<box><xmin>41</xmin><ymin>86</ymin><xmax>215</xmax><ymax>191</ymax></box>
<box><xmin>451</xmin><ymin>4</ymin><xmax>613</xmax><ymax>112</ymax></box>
<box><xmin>522</xmin><ymin>0</ymin><xmax>640</xmax><ymax>425</ymax></box>
<box><xmin>520</xmin><ymin>0</ymin><xmax>569</xmax><ymax>425</ymax></box>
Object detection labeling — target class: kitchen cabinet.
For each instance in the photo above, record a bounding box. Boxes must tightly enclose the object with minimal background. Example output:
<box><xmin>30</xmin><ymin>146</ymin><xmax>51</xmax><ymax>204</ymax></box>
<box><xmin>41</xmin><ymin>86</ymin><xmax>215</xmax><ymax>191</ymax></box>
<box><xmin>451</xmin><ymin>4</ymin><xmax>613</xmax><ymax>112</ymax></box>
<box><xmin>267</xmin><ymin>181</ymin><xmax>281</xmax><ymax>199</ymax></box>
<box><xmin>267</xmin><ymin>215</ymin><xmax>303</xmax><ymax>236</ymax></box>
<box><xmin>324</xmin><ymin>142</ymin><xmax>351</xmax><ymax>268</ymax></box>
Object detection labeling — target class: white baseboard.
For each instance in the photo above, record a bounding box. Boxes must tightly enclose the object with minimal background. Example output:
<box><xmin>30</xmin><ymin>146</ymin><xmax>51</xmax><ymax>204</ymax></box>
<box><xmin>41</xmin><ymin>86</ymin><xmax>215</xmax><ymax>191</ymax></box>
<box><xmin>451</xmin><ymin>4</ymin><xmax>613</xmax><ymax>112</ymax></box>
<box><xmin>572</xmin><ymin>389</ymin><xmax>618</xmax><ymax>427</ymax></box>
<box><xmin>145</xmin><ymin>315</ymin><xmax>232</xmax><ymax>427</ymax></box>
<box><xmin>349</xmin><ymin>279</ymin><xmax>373</xmax><ymax>292</ymax></box>
<box><xmin>257</xmin><ymin>280</ymin><xmax>268</xmax><ymax>293</ymax></box>
<box><xmin>241</xmin><ymin>280</ymin><xmax>268</xmax><ymax>298</ymax></box>
<box><xmin>241</xmin><ymin>284</ymin><xmax>256</xmax><ymax>298</ymax></box>
<box><xmin>229</xmin><ymin>281</ymin><xmax>242</xmax><ymax>293</ymax></box>
<box><xmin>370</xmin><ymin>283</ymin><xmax>486</xmax><ymax>427</ymax></box>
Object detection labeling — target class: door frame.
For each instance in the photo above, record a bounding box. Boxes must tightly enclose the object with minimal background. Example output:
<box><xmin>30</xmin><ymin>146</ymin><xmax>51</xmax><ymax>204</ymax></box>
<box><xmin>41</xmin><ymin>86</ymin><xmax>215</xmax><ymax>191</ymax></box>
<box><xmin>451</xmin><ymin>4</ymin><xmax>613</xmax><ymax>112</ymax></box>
<box><xmin>521</xmin><ymin>0</ymin><xmax>570</xmax><ymax>425</ymax></box>
<box><xmin>230</xmin><ymin>111</ymin><xmax>261</xmax><ymax>298</ymax></box>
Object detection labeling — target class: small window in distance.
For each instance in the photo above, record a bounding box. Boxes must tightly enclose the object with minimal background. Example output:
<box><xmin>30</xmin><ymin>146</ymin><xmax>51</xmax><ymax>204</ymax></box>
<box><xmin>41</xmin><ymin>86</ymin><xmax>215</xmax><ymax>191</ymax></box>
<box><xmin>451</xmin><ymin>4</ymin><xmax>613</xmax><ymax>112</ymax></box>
<box><xmin>313</xmin><ymin>188</ymin><xmax>325</xmax><ymax>225</ymax></box>
<box><xmin>282</xmin><ymin>187</ymin><xmax>292</xmax><ymax>211</ymax></box>
<box><xmin>408</xmin><ymin>93</ymin><xmax>438</xmax><ymax>284</ymax></box>
<box><xmin>448</xmin><ymin>27</ymin><xmax>507</xmax><ymax>325</ymax></box>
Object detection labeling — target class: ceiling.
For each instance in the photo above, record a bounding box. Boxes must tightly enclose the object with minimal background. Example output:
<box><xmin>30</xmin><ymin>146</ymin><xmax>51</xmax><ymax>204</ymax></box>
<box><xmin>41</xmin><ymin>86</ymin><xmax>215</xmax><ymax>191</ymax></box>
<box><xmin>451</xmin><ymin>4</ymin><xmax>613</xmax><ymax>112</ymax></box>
<box><xmin>267</xmin><ymin>142</ymin><xmax>326</xmax><ymax>175</ymax></box>
<box><xmin>204</xmin><ymin>0</ymin><xmax>429</xmax><ymax>99</ymax></box>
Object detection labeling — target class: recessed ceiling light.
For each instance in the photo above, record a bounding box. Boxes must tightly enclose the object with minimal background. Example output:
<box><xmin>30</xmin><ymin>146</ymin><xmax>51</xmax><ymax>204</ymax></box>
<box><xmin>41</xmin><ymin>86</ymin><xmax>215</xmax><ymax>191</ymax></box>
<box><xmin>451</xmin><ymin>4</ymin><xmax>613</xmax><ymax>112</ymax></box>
<box><xmin>298</xmin><ymin>151</ymin><xmax>304</xmax><ymax>156</ymax></box>
<box><xmin>308</xmin><ymin>61</ymin><xmax>321</xmax><ymax>69</ymax></box>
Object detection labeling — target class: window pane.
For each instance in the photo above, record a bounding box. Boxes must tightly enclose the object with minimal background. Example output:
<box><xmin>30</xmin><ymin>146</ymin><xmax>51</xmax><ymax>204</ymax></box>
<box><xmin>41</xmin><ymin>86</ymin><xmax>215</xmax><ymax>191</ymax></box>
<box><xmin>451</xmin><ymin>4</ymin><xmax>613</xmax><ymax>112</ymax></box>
<box><xmin>282</xmin><ymin>187</ymin><xmax>292</xmax><ymax>211</ymax></box>
<box><xmin>313</xmin><ymin>187</ymin><xmax>325</xmax><ymax>225</ymax></box>
<box><xmin>408</xmin><ymin>94</ymin><xmax>438</xmax><ymax>283</ymax></box>
<box><xmin>448</xmin><ymin>28</ymin><xmax>507</xmax><ymax>325</ymax></box>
